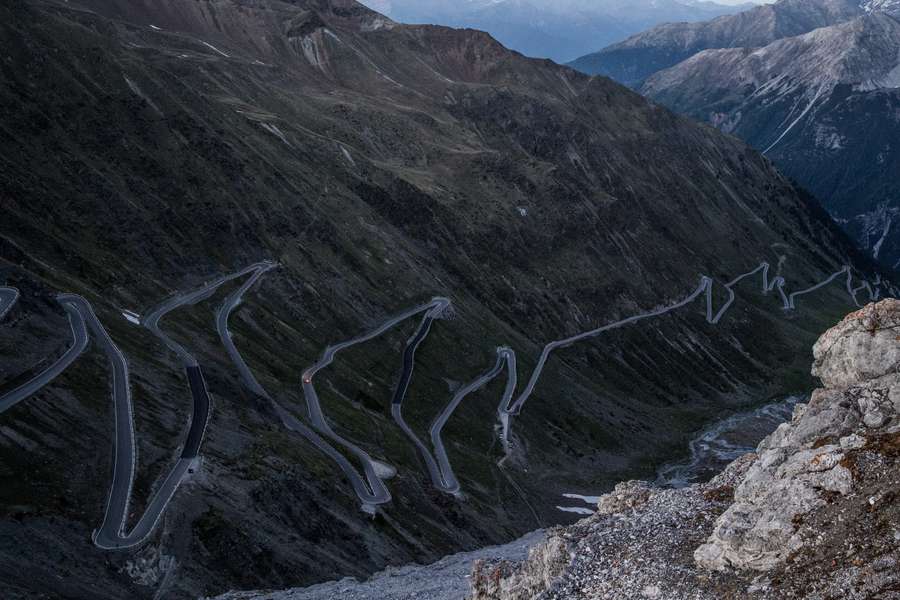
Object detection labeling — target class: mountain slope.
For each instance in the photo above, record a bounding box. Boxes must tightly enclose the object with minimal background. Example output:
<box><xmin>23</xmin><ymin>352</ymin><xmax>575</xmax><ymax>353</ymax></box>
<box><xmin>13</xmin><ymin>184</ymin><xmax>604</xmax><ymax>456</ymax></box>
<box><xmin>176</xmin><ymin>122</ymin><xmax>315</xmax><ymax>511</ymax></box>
<box><xmin>0</xmin><ymin>0</ymin><xmax>886</xmax><ymax>598</ymax></box>
<box><xmin>569</xmin><ymin>0</ymin><xmax>872</xmax><ymax>85</ymax></box>
<box><xmin>641</xmin><ymin>13</ymin><xmax>900</xmax><ymax>270</ymax></box>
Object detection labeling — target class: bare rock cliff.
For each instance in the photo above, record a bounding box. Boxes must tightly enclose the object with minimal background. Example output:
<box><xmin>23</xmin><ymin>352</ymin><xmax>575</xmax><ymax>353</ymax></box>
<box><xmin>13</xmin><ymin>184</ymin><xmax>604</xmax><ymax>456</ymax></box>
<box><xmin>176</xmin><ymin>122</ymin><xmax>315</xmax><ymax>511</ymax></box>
<box><xmin>471</xmin><ymin>299</ymin><xmax>900</xmax><ymax>599</ymax></box>
<box><xmin>695</xmin><ymin>299</ymin><xmax>900</xmax><ymax>573</ymax></box>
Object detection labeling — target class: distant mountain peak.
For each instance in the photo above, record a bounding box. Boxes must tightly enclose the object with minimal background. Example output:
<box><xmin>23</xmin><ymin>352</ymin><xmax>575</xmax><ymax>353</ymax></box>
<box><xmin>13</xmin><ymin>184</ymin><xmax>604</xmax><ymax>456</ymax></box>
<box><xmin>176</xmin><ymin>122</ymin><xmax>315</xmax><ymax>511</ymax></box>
<box><xmin>568</xmin><ymin>0</ymin><xmax>875</xmax><ymax>85</ymax></box>
<box><xmin>626</xmin><ymin>0</ymin><xmax>900</xmax><ymax>270</ymax></box>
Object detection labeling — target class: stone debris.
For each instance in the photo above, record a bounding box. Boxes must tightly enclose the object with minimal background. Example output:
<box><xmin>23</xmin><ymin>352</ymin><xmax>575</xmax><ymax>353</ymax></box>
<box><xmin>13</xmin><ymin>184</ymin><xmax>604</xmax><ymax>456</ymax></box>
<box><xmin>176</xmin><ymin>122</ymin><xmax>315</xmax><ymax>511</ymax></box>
<box><xmin>470</xmin><ymin>300</ymin><xmax>900</xmax><ymax>600</ymax></box>
<box><xmin>212</xmin><ymin>531</ymin><xmax>546</xmax><ymax>600</ymax></box>
<box><xmin>469</xmin><ymin>455</ymin><xmax>758</xmax><ymax>600</ymax></box>
<box><xmin>596</xmin><ymin>481</ymin><xmax>653</xmax><ymax>515</ymax></box>
<box><xmin>697</xmin><ymin>299</ymin><xmax>900</xmax><ymax>572</ymax></box>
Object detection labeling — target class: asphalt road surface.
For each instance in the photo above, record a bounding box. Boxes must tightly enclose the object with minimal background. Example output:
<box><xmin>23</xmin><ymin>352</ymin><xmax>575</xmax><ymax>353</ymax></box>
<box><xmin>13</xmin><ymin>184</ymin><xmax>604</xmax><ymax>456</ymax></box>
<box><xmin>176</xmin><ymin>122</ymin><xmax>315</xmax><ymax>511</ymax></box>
<box><xmin>493</xmin><ymin>262</ymin><xmax>881</xmax><ymax>458</ymax></box>
<box><xmin>301</xmin><ymin>297</ymin><xmax>450</xmax><ymax>506</ymax></box>
<box><xmin>0</xmin><ymin>259</ymin><xmax>885</xmax><ymax>520</ymax></box>
<box><xmin>182</xmin><ymin>366</ymin><xmax>211</xmax><ymax>459</ymax></box>
<box><xmin>214</xmin><ymin>263</ymin><xmax>397</xmax><ymax>511</ymax></box>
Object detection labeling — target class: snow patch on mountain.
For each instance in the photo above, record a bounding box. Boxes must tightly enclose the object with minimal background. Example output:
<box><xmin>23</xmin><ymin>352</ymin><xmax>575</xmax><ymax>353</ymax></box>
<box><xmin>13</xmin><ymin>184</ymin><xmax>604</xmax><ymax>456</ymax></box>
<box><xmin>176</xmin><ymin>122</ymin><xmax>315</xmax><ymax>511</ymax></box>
<box><xmin>814</xmin><ymin>123</ymin><xmax>847</xmax><ymax>149</ymax></box>
<box><xmin>855</xmin><ymin>203</ymin><xmax>900</xmax><ymax>257</ymax></box>
<box><xmin>863</xmin><ymin>0</ymin><xmax>900</xmax><ymax>16</ymax></box>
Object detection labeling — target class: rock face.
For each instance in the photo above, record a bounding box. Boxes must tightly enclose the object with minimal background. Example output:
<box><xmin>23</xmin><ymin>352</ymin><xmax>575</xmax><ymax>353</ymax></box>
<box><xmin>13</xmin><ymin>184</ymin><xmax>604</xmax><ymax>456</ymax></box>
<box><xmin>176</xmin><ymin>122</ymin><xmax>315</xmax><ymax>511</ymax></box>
<box><xmin>468</xmin><ymin>299</ymin><xmax>900</xmax><ymax>599</ymax></box>
<box><xmin>695</xmin><ymin>298</ymin><xmax>900</xmax><ymax>571</ymax></box>
<box><xmin>470</xmin><ymin>536</ymin><xmax>571</xmax><ymax>600</ymax></box>
<box><xmin>812</xmin><ymin>298</ymin><xmax>900</xmax><ymax>388</ymax></box>
<box><xmin>468</xmin><ymin>454</ymin><xmax>760</xmax><ymax>600</ymax></box>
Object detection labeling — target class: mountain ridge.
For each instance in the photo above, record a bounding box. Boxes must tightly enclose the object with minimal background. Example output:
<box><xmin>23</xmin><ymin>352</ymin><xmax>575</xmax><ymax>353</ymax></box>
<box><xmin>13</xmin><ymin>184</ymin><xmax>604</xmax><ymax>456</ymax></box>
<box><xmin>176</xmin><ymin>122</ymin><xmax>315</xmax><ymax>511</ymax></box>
<box><xmin>568</xmin><ymin>0</ymin><xmax>884</xmax><ymax>85</ymax></box>
<box><xmin>361</xmin><ymin>0</ymin><xmax>754</xmax><ymax>63</ymax></box>
<box><xmin>639</xmin><ymin>11</ymin><xmax>900</xmax><ymax>270</ymax></box>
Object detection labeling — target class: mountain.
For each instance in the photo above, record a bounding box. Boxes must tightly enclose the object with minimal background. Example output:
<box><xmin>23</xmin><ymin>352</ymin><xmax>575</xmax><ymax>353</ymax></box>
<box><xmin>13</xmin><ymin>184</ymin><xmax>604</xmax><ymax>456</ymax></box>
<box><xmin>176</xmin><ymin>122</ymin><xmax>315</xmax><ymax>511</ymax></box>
<box><xmin>569</xmin><ymin>0</ymin><xmax>877</xmax><ymax>86</ymax></box>
<box><xmin>0</xmin><ymin>0</ymin><xmax>888</xmax><ymax>598</ymax></box>
<box><xmin>360</xmin><ymin>0</ymin><xmax>756</xmax><ymax>63</ymax></box>
<box><xmin>639</xmin><ymin>11</ymin><xmax>900</xmax><ymax>270</ymax></box>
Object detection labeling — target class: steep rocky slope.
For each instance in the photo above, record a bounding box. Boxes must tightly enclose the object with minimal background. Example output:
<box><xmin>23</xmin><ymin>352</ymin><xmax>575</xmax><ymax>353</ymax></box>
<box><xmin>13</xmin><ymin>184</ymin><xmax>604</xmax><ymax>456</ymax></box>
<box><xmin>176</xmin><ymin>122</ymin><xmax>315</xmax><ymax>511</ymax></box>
<box><xmin>642</xmin><ymin>12</ymin><xmax>900</xmax><ymax>271</ymax></box>
<box><xmin>0</xmin><ymin>0</ymin><xmax>887</xmax><ymax>598</ymax></box>
<box><xmin>469</xmin><ymin>299</ymin><xmax>900</xmax><ymax>599</ymax></box>
<box><xmin>568</xmin><ymin>0</ymin><xmax>873</xmax><ymax>85</ymax></box>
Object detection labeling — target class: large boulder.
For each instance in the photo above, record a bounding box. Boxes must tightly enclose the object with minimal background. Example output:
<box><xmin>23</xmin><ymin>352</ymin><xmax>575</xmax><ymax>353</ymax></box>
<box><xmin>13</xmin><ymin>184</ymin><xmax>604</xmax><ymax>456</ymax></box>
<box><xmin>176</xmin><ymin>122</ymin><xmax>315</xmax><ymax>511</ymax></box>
<box><xmin>811</xmin><ymin>298</ymin><xmax>900</xmax><ymax>389</ymax></box>
<box><xmin>695</xmin><ymin>299</ymin><xmax>900</xmax><ymax>572</ymax></box>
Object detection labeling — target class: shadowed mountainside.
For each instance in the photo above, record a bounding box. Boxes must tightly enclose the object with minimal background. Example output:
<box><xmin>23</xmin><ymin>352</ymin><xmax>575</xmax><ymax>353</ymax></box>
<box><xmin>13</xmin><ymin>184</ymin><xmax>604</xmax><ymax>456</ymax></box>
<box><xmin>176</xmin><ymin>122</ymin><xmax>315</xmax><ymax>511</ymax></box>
<box><xmin>0</xmin><ymin>0</ymin><xmax>888</xmax><ymax>598</ymax></box>
<box><xmin>641</xmin><ymin>12</ymin><xmax>900</xmax><ymax>271</ymax></box>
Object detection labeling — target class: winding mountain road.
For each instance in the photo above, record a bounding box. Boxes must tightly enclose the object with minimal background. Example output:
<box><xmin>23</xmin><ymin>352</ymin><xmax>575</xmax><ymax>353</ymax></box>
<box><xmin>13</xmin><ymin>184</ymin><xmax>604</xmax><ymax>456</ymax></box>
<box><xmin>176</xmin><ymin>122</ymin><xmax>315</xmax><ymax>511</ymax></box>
<box><xmin>492</xmin><ymin>262</ymin><xmax>881</xmax><ymax>457</ymax></box>
<box><xmin>53</xmin><ymin>294</ymin><xmax>197</xmax><ymax>550</ymax></box>
<box><xmin>429</xmin><ymin>347</ymin><xmax>514</xmax><ymax>494</ymax></box>
<box><xmin>388</xmin><ymin>305</ymin><xmax>459</xmax><ymax>495</ymax></box>
<box><xmin>0</xmin><ymin>292</ymin><xmax>203</xmax><ymax>549</ymax></box>
<box><xmin>0</xmin><ymin>258</ymin><xmax>889</xmax><ymax>525</ymax></box>
<box><xmin>300</xmin><ymin>297</ymin><xmax>451</xmax><ymax>506</ymax></box>
<box><xmin>144</xmin><ymin>262</ymin><xmax>275</xmax><ymax>367</ymax></box>
<box><xmin>93</xmin><ymin>263</ymin><xmax>279</xmax><ymax>547</ymax></box>
<box><xmin>215</xmin><ymin>263</ymin><xmax>397</xmax><ymax>511</ymax></box>
<box><xmin>788</xmin><ymin>265</ymin><xmax>877</xmax><ymax>309</ymax></box>
<box><xmin>206</xmin><ymin>259</ymin><xmax>888</xmax><ymax>498</ymax></box>
<box><xmin>0</xmin><ymin>296</ymin><xmax>89</xmax><ymax>415</ymax></box>
<box><xmin>94</xmin><ymin>261</ymin><xmax>284</xmax><ymax>547</ymax></box>
<box><xmin>0</xmin><ymin>264</ymin><xmax>274</xmax><ymax>548</ymax></box>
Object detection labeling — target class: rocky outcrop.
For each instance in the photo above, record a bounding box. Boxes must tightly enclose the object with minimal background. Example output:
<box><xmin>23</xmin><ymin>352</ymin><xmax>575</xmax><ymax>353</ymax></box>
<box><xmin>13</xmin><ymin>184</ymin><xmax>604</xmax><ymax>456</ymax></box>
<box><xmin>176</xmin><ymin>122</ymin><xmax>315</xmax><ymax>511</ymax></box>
<box><xmin>812</xmin><ymin>299</ymin><xmax>900</xmax><ymax>389</ymax></box>
<box><xmin>469</xmin><ymin>299</ymin><xmax>900</xmax><ymax>599</ymax></box>
<box><xmin>469</xmin><ymin>452</ymin><xmax>760</xmax><ymax>600</ymax></box>
<box><xmin>695</xmin><ymin>299</ymin><xmax>900</xmax><ymax>571</ymax></box>
<box><xmin>596</xmin><ymin>480</ymin><xmax>653</xmax><ymax>515</ymax></box>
